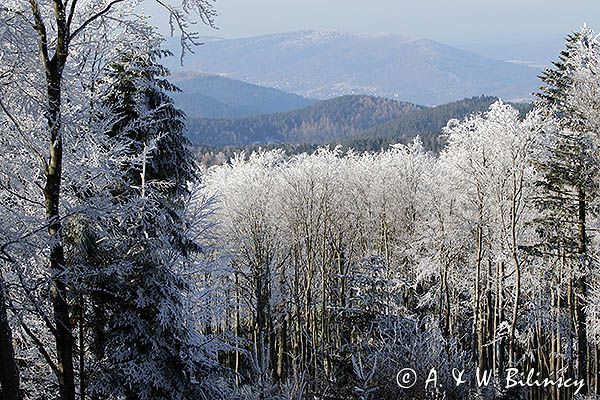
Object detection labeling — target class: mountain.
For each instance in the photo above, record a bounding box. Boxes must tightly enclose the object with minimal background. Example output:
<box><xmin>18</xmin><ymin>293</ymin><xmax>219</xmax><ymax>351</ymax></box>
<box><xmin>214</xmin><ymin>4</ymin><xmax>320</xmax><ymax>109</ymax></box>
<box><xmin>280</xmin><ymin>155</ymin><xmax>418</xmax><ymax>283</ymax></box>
<box><xmin>171</xmin><ymin>74</ymin><xmax>315</xmax><ymax>118</ymax></box>
<box><xmin>173</xmin><ymin>92</ymin><xmax>246</xmax><ymax>119</ymax></box>
<box><xmin>186</xmin><ymin>95</ymin><xmax>421</xmax><ymax>146</ymax></box>
<box><xmin>193</xmin><ymin>96</ymin><xmax>533</xmax><ymax>168</ymax></box>
<box><xmin>165</xmin><ymin>30</ymin><xmax>541</xmax><ymax>105</ymax></box>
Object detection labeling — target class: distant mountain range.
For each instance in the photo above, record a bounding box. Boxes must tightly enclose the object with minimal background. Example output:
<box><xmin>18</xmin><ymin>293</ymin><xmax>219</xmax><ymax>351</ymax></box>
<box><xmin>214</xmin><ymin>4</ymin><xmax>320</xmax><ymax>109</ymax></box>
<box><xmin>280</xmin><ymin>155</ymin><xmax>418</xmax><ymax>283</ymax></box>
<box><xmin>185</xmin><ymin>94</ymin><xmax>530</xmax><ymax>150</ymax></box>
<box><xmin>171</xmin><ymin>74</ymin><xmax>315</xmax><ymax>118</ymax></box>
<box><xmin>165</xmin><ymin>30</ymin><xmax>542</xmax><ymax>105</ymax></box>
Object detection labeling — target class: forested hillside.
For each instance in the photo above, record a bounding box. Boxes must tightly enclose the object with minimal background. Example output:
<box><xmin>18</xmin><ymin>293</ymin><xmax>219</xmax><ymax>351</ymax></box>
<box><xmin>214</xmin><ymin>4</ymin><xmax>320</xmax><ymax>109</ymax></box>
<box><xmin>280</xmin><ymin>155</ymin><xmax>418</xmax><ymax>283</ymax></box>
<box><xmin>347</xmin><ymin>95</ymin><xmax>532</xmax><ymax>152</ymax></box>
<box><xmin>187</xmin><ymin>95</ymin><xmax>421</xmax><ymax>146</ymax></box>
<box><xmin>195</xmin><ymin>28</ymin><xmax>600</xmax><ymax>400</ymax></box>
<box><xmin>188</xmin><ymin>96</ymin><xmax>531</xmax><ymax>161</ymax></box>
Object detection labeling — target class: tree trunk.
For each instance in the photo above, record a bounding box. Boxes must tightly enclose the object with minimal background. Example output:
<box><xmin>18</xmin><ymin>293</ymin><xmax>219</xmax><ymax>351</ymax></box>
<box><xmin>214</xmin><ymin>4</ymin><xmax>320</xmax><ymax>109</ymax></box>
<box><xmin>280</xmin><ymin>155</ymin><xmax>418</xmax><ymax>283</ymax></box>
<box><xmin>508</xmin><ymin>176</ymin><xmax>522</xmax><ymax>367</ymax></box>
<box><xmin>0</xmin><ymin>277</ymin><xmax>20</xmax><ymax>400</ymax></box>
<box><xmin>473</xmin><ymin>226</ymin><xmax>483</xmax><ymax>370</ymax></box>
<box><xmin>576</xmin><ymin>189</ymin><xmax>588</xmax><ymax>395</ymax></box>
<box><xmin>485</xmin><ymin>258</ymin><xmax>493</xmax><ymax>370</ymax></box>
<box><xmin>495</xmin><ymin>260</ymin><xmax>506</xmax><ymax>377</ymax></box>
<box><xmin>30</xmin><ymin>1</ymin><xmax>76</xmax><ymax>397</ymax></box>
<box><xmin>45</xmin><ymin>73</ymin><xmax>76</xmax><ymax>400</ymax></box>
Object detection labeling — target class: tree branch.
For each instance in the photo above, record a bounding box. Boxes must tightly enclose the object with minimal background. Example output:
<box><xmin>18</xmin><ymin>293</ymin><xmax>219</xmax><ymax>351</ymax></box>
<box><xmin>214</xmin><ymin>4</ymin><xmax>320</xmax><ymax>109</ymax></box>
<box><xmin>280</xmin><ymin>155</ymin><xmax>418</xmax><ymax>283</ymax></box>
<box><xmin>154</xmin><ymin>0</ymin><xmax>217</xmax><ymax>64</ymax></box>
<box><xmin>28</xmin><ymin>0</ymin><xmax>51</xmax><ymax>67</ymax></box>
<box><xmin>0</xmin><ymin>97</ymin><xmax>49</xmax><ymax>169</ymax></box>
<box><xmin>69</xmin><ymin>0</ymin><xmax>127</xmax><ymax>40</ymax></box>
<box><xmin>7</xmin><ymin>296</ymin><xmax>60</xmax><ymax>377</ymax></box>
<box><xmin>66</xmin><ymin>0</ymin><xmax>78</xmax><ymax>30</ymax></box>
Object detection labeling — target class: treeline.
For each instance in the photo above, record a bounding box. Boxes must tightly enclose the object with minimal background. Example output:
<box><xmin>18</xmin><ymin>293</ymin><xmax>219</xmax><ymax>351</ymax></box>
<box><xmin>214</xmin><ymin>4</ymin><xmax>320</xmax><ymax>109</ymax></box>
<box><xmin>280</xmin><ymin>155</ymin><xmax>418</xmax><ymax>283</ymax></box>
<box><xmin>197</xmin><ymin>28</ymin><xmax>600</xmax><ymax>400</ymax></box>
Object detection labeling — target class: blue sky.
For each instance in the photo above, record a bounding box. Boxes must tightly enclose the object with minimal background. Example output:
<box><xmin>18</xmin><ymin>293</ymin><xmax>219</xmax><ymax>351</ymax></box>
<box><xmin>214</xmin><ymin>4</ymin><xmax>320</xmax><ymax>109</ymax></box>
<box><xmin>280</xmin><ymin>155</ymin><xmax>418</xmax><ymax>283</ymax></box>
<box><xmin>144</xmin><ymin>0</ymin><xmax>600</xmax><ymax>45</ymax></box>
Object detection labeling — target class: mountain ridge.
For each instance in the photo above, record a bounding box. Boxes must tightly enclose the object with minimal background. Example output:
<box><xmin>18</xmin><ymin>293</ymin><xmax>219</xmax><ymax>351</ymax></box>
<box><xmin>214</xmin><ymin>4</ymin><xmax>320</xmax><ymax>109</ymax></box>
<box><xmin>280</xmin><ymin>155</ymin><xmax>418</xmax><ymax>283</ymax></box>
<box><xmin>164</xmin><ymin>30</ymin><xmax>540</xmax><ymax>105</ymax></box>
<box><xmin>185</xmin><ymin>94</ymin><xmax>530</xmax><ymax>150</ymax></box>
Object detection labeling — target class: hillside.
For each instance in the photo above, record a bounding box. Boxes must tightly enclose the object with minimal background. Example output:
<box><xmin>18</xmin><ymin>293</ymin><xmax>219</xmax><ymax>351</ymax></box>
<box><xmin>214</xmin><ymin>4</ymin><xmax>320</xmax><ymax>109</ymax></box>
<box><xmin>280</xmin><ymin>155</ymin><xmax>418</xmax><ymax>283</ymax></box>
<box><xmin>345</xmin><ymin>96</ymin><xmax>532</xmax><ymax>152</ymax></box>
<box><xmin>165</xmin><ymin>30</ymin><xmax>540</xmax><ymax>105</ymax></box>
<box><xmin>186</xmin><ymin>95</ymin><xmax>421</xmax><ymax>146</ymax></box>
<box><xmin>171</xmin><ymin>74</ymin><xmax>315</xmax><ymax>118</ymax></box>
<box><xmin>187</xmin><ymin>95</ymin><xmax>532</xmax><ymax>150</ymax></box>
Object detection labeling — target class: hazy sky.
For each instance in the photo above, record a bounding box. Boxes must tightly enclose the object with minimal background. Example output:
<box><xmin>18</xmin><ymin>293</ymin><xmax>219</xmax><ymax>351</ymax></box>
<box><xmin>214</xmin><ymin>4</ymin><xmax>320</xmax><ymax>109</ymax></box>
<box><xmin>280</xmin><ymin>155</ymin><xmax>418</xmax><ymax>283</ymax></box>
<box><xmin>144</xmin><ymin>0</ymin><xmax>600</xmax><ymax>45</ymax></box>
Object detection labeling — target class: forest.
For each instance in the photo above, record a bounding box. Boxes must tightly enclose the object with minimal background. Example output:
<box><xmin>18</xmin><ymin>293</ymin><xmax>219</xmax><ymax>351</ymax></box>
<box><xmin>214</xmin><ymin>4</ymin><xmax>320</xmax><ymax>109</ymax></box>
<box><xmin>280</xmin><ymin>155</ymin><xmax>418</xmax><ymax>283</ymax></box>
<box><xmin>193</xmin><ymin>96</ymin><xmax>528</xmax><ymax>168</ymax></box>
<box><xmin>186</xmin><ymin>95</ymin><xmax>420</xmax><ymax>147</ymax></box>
<box><xmin>0</xmin><ymin>1</ymin><xmax>600</xmax><ymax>400</ymax></box>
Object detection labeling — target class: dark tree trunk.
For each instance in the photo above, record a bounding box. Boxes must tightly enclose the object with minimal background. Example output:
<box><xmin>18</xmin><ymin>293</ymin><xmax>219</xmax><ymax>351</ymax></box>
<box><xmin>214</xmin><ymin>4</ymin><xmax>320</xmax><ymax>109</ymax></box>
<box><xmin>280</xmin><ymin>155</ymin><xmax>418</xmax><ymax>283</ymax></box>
<box><xmin>45</xmin><ymin>67</ymin><xmax>75</xmax><ymax>400</ymax></box>
<box><xmin>575</xmin><ymin>189</ymin><xmax>588</xmax><ymax>395</ymax></box>
<box><xmin>30</xmin><ymin>1</ymin><xmax>76</xmax><ymax>397</ymax></box>
<box><xmin>0</xmin><ymin>277</ymin><xmax>20</xmax><ymax>400</ymax></box>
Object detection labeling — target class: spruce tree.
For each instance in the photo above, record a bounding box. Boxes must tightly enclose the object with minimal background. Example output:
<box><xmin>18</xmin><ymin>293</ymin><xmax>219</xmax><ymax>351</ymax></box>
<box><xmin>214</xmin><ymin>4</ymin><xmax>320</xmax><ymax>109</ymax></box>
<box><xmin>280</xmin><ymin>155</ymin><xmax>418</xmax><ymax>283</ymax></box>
<box><xmin>101</xmin><ymin>47</ymin><xmax>195</xmax><ymax>200</ymax></box>
<box><xmin>534</xmin><ymin>27</ymin><xmax>599</xmax><ymax>394</ymax></box>
<box><xmin>538</xmin><ymin>32</ymin><xmax>582</xmax><ymax>114</ymax></box>
<box><xmin>77</xmin><ymin>46</ymin><xmax>223</xmax><ymax>399</ymax></box>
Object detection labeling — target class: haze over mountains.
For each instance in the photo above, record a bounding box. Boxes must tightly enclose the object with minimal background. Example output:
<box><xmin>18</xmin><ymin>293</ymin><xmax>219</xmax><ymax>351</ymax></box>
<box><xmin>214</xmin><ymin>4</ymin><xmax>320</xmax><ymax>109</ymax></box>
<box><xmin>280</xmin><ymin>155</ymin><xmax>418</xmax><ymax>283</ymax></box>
<box><xmin>457</xmin><ymin>36</ymin><xmax>564</xmax><ymax>69</ymax></box>
<box><xmin>165</xmin><ymin>30</ymin><xmax>541</xmax><ymax>105</ymax></box>
<box><xmin>166</xmin><ymin>30</ymin><xmax>541</xmax><ymax>151</ymax></box>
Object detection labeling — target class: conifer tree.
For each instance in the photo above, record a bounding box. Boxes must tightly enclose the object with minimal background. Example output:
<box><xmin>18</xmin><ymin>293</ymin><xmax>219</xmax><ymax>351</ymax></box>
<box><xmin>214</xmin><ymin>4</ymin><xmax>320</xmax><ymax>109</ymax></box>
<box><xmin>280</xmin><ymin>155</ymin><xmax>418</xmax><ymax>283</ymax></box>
<box><xmin>76</xmin><ymin>43</ymin><xmax>223</xmax><ymax>399</ymax></box>
<box><xmin>535</xmin><ymin>27</ymin><xmax>600</xmax><ymax>394</ymax></box>
<box><xmin>0</xmin><ymin>1</ymin><xmax>216</xmax><ymax>398</ymax></box>
<box><xmin>101</xmin><ymin>47</ymin><xmax>195</xmax><ymax>199</ymax></box>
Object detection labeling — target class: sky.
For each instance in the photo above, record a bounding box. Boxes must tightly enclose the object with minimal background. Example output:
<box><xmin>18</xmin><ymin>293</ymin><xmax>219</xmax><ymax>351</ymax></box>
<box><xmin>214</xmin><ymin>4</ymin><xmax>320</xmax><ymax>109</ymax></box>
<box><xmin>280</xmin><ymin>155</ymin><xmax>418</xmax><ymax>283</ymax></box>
<box><xmin>144</xmin><ymin>0</ymin><xmax>600</xmax><ymax>46</ymax></box>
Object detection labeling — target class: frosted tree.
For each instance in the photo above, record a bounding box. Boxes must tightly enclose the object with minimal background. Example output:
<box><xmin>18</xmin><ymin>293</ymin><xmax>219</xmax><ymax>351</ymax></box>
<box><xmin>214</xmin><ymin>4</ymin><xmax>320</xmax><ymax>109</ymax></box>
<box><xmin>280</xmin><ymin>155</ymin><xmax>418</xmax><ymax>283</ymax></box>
<box><xmin>100</xmin><ymin>42</ymin><xmax>195</xmax><ymax>199</ymax></box>
<box><xmin>0</xmin><ymin>1</ymin><xmax>217</xmax><ymax>399</ymax></box>
<box><xmin>439</xmin><ymin>101</ymin><xmax>543</xmax><ymax>398</ymax></box>
<box><xmin>536</xmin><ymin>25</ymin><xmax>600</xmax><ymax>395</ymax></box>
<box><xmin>200</xmin><ymin>144</ymin><xmax>469</xmax><ymax>398</ymax></box>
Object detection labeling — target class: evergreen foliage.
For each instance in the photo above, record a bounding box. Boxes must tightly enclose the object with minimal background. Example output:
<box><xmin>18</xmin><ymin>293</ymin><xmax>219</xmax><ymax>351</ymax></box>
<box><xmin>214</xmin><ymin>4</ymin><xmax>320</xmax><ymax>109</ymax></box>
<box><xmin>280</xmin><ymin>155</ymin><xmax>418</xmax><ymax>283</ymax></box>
<box><xmin>186</xmin><ymin>95</ymin><xmax>421</xmax><ymax>146</ymax></box>
<box><xmin>102</xmin><ymin>48</ymin><xmax>195</xmax><ymax>198</ymax></box>
<box><xmin>188</xmin><ymin>95</ymin><xmax>531</xmax><ymax>154</ymax></box>
<box><xmin>81</xmin><ymin>44</ymin><xmax>222</xmax><ymax>399</ymax></box>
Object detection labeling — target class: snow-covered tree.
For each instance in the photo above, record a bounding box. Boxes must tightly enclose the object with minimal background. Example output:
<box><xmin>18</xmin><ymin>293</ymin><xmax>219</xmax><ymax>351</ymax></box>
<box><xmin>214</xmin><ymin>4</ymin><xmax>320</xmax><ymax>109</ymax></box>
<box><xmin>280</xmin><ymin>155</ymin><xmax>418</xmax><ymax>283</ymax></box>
<box><xmin>0</xmin><ymin>1</ymin><xmax>217</xmax><ymax>399</ymax></box>
<box><xmin>536</xmin><ymin>26</ymin><xmax>600</xmax><ymax>395</ymax></box>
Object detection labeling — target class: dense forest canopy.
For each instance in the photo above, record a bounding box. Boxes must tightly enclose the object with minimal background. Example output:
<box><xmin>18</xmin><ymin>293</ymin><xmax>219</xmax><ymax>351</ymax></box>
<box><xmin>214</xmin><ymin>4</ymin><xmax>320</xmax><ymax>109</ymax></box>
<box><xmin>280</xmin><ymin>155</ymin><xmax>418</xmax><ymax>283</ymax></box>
<box><xmin>194</xmin><ymin>27</ymin><xmax>600</xmax><ymax>400</ymax></box>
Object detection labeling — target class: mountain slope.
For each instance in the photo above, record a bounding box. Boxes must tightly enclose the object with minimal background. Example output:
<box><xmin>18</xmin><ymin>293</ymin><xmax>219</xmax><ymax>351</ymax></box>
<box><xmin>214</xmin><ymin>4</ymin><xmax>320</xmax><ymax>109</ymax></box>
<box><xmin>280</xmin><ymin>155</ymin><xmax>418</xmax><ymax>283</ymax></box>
<box><xmin>173</xmin><ymin>92</ymin><xmax>246</xmax><ymax>119</ymax></box>
<box><xmin>344</xmin><ymin>96</ymin><xmax>532</xmax><ymax>152</ymax></box>
<box><xmin>171</xmin><ymin>74</ymin><xmax>315</xmax><ymax>118</ymax></box>
<box><xmin>187</xmin><ymin>95</ymin><xmax>533</xmax><ymax>150</ymax></box>
<box><xmin>166</xmin><ymin>30</ymin><xmax>540</xmax><ymax>105</ymax></box>
<box><xmin>186</xmin><ymin>95</ymin><xmax>421</xmax><ymax>146</ymax></box>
